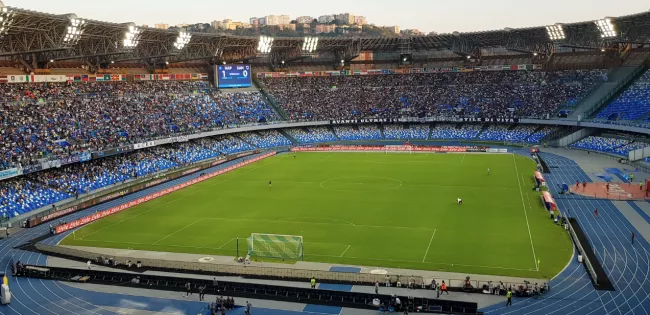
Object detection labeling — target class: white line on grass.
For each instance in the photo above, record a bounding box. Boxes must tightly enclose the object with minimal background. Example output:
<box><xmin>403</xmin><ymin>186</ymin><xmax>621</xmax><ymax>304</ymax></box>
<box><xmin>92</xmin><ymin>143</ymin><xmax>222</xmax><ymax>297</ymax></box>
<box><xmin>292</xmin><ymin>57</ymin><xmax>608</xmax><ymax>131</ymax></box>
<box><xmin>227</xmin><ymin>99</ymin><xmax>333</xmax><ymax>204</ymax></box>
<box><xmin>461</xmin><ymin>154</ymin><xmax>466</xmax><ymax>163</ymax></box>
<box><xmin>81</xmin><ymin>155</ymin><xmax>288</xmax><ymax>239</ymax></box>
<box><xmin>153</xmin><ymin>218</ymin><xmax>204</xmax><ymax>245</ymax></box>
<box><xmin>526</xmin><ymin>192</ymin><xmax>533</xmax><ymax>212</ymax></box>
<box><xmin>340</xmin><ymin>245</ymin><xmax>351</xmax><ymax>257</ymax></box>
<box><xmin>217</xmin><ymin>238</ymin><xmax>236</xmax><ymax>249</ymax></box>
<box><xmin>512</xmin><ymin>153</ymin><xmax>539</xmax><ymax>271</ymax></box>
<box><xmin>77</xmin><ymin>239</ymin><xmax>231</xmax><ymax>252</ymax></box>
<box><xmin>422</xmin><ymin>229</ymin><xmax>437</xmax><ymax>262</ymax></box>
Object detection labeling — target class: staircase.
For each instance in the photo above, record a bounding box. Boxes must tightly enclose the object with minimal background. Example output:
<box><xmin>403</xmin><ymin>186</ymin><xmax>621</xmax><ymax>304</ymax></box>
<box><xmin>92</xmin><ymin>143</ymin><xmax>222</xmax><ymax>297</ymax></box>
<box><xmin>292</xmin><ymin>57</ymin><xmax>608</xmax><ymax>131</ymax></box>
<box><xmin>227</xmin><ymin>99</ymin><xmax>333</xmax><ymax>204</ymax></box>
<box><xmin>328</xmin><ymin>126</ymin><xmax>341</xmax><ymax>141</ymax></box>
<box><xmin>475</xmin><ymin>124</ymin><xmax>489</xmax><ymax>140</ymax></box>
<box><xmin>279</xmin><ymin>129</ymin><xmax>299</xmax><ymax>145</ymax></box>
<box><xmin>252</xmin><ymin>77</ymin><xmax>290</xmax><ymax>120</ymax></box>
<box><xmin>569</xmin><ymin>64</ymin><xmax>647</xmax><ymax>120</ymax></box>
<box><xmin>379</xmin><ymin>124</ymin><xmax>386</xmax><ymax>139</ymax></box>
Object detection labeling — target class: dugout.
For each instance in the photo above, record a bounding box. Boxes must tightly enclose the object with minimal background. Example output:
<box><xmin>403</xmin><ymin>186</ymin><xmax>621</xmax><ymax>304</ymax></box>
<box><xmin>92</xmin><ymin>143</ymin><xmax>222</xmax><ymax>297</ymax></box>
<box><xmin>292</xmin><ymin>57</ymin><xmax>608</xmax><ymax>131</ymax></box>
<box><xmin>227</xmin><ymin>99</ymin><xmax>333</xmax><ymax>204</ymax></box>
<box><xmin>541</xmin><ymin>191</ymin><xmax>557</xmax><ymax>211</ymax></box>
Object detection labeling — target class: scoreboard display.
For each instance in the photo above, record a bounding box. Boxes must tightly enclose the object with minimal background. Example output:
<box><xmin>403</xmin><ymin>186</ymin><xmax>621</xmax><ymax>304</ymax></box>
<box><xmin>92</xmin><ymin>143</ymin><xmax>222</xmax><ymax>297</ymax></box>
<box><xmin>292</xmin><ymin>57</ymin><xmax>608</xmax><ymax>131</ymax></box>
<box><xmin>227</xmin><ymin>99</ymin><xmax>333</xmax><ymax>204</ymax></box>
<box><xmin>215</xmin><ymin>64</ymin><xmax>252</xmax><ymax>88</ymax></box>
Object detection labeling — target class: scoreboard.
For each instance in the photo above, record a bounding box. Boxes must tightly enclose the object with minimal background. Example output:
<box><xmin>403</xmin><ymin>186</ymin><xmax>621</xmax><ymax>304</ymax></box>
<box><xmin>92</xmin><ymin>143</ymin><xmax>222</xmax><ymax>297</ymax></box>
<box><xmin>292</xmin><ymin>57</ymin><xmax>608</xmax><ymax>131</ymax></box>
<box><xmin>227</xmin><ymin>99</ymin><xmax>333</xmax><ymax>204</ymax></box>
<box><xmin>215</xmin><ymin>64</ymin><xmax>252</xmax><ymax>88</ymax></box>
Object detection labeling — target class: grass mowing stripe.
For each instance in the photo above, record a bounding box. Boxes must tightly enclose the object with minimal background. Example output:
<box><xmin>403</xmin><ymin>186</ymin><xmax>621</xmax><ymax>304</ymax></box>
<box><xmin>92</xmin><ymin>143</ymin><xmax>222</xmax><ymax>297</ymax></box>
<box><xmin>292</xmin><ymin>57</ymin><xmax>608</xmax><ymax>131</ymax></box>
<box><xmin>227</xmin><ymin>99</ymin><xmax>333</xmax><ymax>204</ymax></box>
<box><xmin>63</xmin><ymin>152</ymin><xmax>572</xmax><ymax>278</ymax></box>
<box><xmin>513</xmin><ymin>153</ymin><xmax>539</xmax><ymax>271</ymax></box>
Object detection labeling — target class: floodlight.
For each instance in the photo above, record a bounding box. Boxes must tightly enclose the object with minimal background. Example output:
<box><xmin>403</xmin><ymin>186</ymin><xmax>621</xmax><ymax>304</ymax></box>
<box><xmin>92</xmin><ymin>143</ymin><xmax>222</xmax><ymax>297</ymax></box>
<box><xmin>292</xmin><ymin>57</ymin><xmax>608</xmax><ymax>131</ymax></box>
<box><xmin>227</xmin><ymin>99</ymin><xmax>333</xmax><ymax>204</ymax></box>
<box><xmin>281</xmin><ymin>60</ymin><xmax>285</xmax><ymax>64</ymax></box>
<box><xmin>0</xmin><ymin>3</ymin><xmax>15</xmax><ymax>36</ymax></box>
<box><xmin>257</xmin><ymin>35</ymin><xmax>274</xmax><ymax>54</ymax></box>
<box><xmin>165</xmin><ymin>61</ymin><xmax>169</xmax><ymax>65</ymax></box>
<box><xmin>595</xmin><ymin>18</ymin><xmax>616</xmax><ymax>38</ymax></box>
<box><xmin>123</xmin><ymin>24</ymin><xmax>142</xmax><ymax>49</ymax></box>
<box><xmin>466</xmin><ymin>55</ymin><xmax>471</xmax><ymax>59</ymax></box>
<box><xmin>302</xmin><ymin>36</ymin><xmax>319</xmax><ymax>53</ymax></box>
<box><xmin>110</xmin><ymin>60</ymin><xmax>114</xmax><ymax>64</ymax></box>
<box><xmin>533</xmin><ymin>52</ymin><xmax>538</xmax><ymax>56</ymax></box>
<box><xmin>340</xmin><ymin>59</ymin><xmax>344</xmax><ymax>63</ymax></box>
<box><xmin>63</xmin><ymin>16</ymin><xmax>86</xmax><ymax>45</ymax></box>
<box><xmin>49</xmin><ymin>59</ymin><xmax>54</xmax><ymax>63</ymax></box>
<box><xmin>601</xmin><ymin>48</ymin><xmax>606</xmax><ymax>52</ymax></box>
<box><xmin>222</xmin><ymin>61</ymin><xmax>226</xmax><ymax>65</ymax></box>
<box><xmin>173</xmin><ymin>31</ymin><xmax>191</xmax><ymax>50</ymax></box>
<box><xmin>545</xmin><ymin>24</ymin><xmax>565</xmax><ymax>41</ymax></box>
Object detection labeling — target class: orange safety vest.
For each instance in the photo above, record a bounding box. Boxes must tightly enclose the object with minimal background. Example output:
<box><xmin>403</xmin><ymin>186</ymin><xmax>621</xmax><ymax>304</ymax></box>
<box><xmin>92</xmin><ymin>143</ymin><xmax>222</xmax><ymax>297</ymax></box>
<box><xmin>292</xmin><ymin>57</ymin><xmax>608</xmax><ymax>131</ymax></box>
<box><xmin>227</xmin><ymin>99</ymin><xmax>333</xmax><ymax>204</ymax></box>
<box><xmin>441</xmin><ymin>283</ymin><xmax>447</xmax><ymax>290</ymax></box>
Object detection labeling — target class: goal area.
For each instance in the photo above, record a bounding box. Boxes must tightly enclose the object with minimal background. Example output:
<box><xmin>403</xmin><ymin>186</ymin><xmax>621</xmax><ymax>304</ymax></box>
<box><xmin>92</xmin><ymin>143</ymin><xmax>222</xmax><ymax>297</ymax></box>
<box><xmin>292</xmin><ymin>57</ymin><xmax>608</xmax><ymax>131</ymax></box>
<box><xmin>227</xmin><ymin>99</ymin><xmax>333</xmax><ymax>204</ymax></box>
<box><xmin>247</xmin><ymin>233</ymin><xmax>304</xmax><ymax>260</ymax></box>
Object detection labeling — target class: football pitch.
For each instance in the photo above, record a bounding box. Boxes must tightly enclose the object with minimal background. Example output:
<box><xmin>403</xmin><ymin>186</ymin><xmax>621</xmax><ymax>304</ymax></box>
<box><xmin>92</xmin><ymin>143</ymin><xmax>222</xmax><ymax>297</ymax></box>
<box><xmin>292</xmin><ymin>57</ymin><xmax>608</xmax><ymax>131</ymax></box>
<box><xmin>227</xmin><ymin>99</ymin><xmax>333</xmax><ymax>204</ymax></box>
<box><xmin>61</xmin><ymin>152</ymin><xmax>572</xmax><ymax>279</ymax></box>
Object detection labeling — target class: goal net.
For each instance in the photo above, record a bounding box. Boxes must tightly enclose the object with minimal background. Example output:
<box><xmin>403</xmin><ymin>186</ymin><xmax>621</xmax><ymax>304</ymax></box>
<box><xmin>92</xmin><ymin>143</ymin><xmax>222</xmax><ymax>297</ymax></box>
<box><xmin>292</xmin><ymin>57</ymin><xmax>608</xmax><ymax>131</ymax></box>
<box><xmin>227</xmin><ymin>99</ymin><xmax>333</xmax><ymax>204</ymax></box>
<box><xmin>247</xmin><ymin>233</ymin><xmax>304</xmax><ymax>260</ymax></box>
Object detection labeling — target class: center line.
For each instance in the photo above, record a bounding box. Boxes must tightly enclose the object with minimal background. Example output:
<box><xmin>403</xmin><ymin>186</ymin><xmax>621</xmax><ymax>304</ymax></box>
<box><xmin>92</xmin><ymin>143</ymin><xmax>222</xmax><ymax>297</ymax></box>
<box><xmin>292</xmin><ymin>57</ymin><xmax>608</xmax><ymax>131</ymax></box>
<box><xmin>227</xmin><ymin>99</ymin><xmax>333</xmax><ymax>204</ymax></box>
<box><xmin>422</xmin><ymin>229</ymin><xmax>437</xmax><ymax>262</ymax></box>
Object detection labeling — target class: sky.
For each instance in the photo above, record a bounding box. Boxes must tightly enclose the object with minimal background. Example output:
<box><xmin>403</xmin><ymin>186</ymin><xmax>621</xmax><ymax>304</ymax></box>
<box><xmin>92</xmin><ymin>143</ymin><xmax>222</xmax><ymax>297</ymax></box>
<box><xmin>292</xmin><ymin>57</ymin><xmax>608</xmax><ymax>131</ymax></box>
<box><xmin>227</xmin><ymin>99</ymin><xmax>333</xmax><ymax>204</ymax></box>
<box><xmin>7</xmin><ymin>0</ymin><xmax>649</xmax><ymax>33</ymax></box>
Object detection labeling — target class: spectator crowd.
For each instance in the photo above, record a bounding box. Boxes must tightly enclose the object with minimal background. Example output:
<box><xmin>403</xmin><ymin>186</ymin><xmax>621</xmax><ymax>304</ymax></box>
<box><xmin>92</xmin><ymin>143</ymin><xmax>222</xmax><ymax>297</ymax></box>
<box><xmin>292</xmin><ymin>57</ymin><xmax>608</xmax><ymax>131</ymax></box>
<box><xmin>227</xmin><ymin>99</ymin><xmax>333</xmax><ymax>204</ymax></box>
<box><xmin>261</xmin><ymin>70</ymin><xmax>604</xmax><ymax>121</ymax></box>
<box><xmin>0</xmin><ymin>82</ymin><xmax>279</xmax><ymax>171</ymax></box>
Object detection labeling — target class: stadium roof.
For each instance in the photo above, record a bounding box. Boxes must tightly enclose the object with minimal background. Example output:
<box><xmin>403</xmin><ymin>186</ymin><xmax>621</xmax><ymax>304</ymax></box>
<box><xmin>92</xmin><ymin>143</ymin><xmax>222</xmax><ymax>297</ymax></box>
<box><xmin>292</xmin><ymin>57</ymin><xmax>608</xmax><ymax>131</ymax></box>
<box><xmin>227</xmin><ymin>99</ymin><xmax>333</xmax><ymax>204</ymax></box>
<box><xmin>0</xmin><ymin>0</ymin><xmax>648</xmax><ymax>70</ymax></box>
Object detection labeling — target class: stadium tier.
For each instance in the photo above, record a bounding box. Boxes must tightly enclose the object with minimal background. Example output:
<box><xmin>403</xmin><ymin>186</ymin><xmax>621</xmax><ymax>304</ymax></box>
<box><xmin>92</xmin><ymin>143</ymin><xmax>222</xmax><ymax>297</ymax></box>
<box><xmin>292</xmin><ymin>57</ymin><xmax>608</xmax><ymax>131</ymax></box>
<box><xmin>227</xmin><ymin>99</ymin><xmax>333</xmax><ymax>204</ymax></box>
<box><xmin>261</xmin><ymin>70</ymin><xmax>605</xmax><ymax>121</ymax></box>
<box><xmin>596</xmin><ymin>70</ymin><xmax>650</xmax><ymax>121</ymax></box>
<box><xmin>0</xmin><ymin>83</ymin><xmax>278</xmax><ymax>171</ymax></box>
<box><xmin>285</xmin><ymin>127</ymin><xmax>338</xmax><ymax>144</ymax></box>
<box><xmin>383</xmin><ymin>124</ymin><xmax>430</xmax><ymax>140</ymax></box>
<box><xmin>430</xmin><ymin>123</ymin><xmax>482</xmax><ymax>140</ymax></box>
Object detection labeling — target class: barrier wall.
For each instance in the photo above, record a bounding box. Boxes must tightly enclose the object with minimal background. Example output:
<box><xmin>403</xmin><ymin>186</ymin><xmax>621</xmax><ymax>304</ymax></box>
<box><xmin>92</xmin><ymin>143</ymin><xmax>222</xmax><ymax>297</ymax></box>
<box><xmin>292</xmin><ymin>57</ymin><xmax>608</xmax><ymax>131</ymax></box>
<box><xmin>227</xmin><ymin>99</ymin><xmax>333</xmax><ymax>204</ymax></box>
<box><xmin>292</xmin><ymin>145</ymin><xmax>490</xmax><ymax>153</ymax></box>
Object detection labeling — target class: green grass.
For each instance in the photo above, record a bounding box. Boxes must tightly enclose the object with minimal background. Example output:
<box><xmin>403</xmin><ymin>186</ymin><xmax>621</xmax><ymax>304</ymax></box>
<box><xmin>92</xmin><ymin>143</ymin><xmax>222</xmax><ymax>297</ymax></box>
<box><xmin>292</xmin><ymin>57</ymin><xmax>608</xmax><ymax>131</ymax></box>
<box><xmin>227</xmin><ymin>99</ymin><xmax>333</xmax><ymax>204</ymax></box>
<box><xmin>61</xmin><ymin>152</ymin><xmax>572</xmax><ymax>279</ymax></box>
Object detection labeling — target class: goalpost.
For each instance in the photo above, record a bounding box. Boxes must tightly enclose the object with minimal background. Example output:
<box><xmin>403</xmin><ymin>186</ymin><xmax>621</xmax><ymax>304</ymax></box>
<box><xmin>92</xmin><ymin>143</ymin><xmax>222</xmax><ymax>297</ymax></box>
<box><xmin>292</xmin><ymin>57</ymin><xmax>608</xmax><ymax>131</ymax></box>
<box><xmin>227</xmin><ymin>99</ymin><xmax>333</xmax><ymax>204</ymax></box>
<box><xmin>247</xmin><ymin>233</ymin><xmax>304</xmax><ymax>260</ymax></box>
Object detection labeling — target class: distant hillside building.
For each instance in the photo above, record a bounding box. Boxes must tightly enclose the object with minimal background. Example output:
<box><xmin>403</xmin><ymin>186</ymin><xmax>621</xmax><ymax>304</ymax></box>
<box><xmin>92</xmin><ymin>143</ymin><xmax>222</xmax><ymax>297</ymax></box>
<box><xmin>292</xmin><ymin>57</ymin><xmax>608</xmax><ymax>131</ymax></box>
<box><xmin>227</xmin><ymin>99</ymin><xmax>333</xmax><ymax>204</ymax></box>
<box><xmin>154</xmin><ymin>23</ymin><xmax>169</xmax><ymax>29</ymax></box>
<box><xmin>265</xmin><ymin>15</ymin><xmax>291</xmax><ymax>26</ymax></box>
<box><xmin>296</xmin><ymin>16</ymin><xmax>314</xmax><ymax>24</ymax></box>
<box><xmin>318</xmin><ymin>15</ymin><xmax>335</xmax><ymax>24</ymax></box>
<box><xmin>354</xmin><ymin>16</ymin><xmax>368</xmax><ymax>25</ymax></box>
<box><xmin>335</xmin><ymin>13</ymin><xmax>355</xmax><ymax>25</ymax></box>
<box><xmin>314</xmin><ymin>24</ymin><xmax>336</xmax><ymax>34</ymax></box>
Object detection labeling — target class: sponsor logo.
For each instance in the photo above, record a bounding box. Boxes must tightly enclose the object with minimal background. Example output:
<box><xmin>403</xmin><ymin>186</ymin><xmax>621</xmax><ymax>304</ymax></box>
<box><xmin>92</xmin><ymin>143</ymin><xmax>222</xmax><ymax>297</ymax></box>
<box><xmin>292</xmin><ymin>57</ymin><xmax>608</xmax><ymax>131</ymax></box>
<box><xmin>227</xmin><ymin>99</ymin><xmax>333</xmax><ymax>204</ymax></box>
<box><xmin>41</xmin><ymin>205</ymin><xmax>78</xmax><ymax>222</ymax></box>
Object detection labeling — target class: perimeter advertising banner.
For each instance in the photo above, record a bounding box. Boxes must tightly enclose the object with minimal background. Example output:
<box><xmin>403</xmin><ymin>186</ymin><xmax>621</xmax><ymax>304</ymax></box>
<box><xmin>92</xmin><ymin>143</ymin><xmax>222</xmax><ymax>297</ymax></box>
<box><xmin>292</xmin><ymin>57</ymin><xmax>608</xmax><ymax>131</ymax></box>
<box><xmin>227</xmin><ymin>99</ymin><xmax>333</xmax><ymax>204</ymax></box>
<box><xmin>54</xmin><ymin>152</ymin><xmax>275</xmax><ymax>234</ymax></box>
<box><xmin>292</xmin><ymin>145</ymin><xmax>488</xmax><ymax>153</ymax></box>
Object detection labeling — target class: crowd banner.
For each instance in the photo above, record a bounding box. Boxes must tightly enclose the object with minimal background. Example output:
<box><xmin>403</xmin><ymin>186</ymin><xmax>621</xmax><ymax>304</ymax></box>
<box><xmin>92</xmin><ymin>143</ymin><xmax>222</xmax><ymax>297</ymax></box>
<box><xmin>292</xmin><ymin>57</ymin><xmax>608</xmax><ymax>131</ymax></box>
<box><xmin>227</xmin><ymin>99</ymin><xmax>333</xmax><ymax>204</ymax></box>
<box><xmin>257</xmin><ymin>65</ymin><xmax>543</xmax><ymax>78</ymax></box>
<box><xmin>0</xmin><ymin>168</ymin><xmax>22</xmax><ymax>181</ymax></box>
<box><xmin>133</xmin><ymin>141</ymin><xmax>156</xmax><ymax>150</ymax></box>
<box><xmin>133</xmin><ymin>73</ymin><xmax>209</xmax><ymax>81</ymax></box>
<box><xmin>54</xmin><ymin>152</ymin><xmax>276</xmax><ymax>234</ymax></box>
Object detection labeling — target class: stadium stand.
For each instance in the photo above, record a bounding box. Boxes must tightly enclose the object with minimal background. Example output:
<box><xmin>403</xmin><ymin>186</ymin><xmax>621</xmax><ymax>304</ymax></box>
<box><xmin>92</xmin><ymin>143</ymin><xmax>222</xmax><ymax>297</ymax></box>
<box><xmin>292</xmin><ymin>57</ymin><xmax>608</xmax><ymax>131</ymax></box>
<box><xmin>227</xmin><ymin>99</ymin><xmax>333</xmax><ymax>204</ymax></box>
<box><xmin>570</xmin><ymin>136</ymin><xmax>630</xmax><ymax>155</ymax></box>
<box><xmin>478</xmin><ymin>125</ymin><xmax>538</xmax><ymax>141</ymax></box>
<box><xmin>285</xmin><ymin>127</ymin><xmax>338</xmax><ymax>144</ymax></box>
<box><xmin>383</xmin><ymin>124</ymin><xmax>430</xmax><ymax>140</ymax></box>
<box><xmin>0</xmin><ymin>83</ymin><xmax>279</xmax><ymax>170</ymax></box>
<box><xmin>596</xmin><ymin>70</ymin><xmax>650</xmax><ymax>121</ymax></box>
<box><xmin>526</xmin><ymin>126</ymin><xmax>556</xmax><ymax>144</ymax></box>
<box><xmin>429</xmin><ymin>123</ymin><xmax>481</xmax><ymax>140</ymax></box>
<box><xmin>238</xmin><ymin>130</ymin><xmax>292</xmax><ymax>148</ymax></box>
<box><xmin>333</xmin><ymin>125</ymin><xmax>382</xmax><ymax>140</ymax></box>
<box><xmin>261</xmin><ymin>70</ymin><xmax>605</xmax><ymax>121</ymax></box>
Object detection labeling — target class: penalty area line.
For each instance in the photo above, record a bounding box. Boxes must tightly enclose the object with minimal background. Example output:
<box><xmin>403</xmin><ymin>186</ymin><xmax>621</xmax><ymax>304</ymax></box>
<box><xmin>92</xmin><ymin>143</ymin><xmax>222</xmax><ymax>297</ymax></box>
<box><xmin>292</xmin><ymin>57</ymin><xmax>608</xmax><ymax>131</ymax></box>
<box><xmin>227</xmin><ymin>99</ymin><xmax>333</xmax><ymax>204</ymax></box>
<box><xmin>340</xmin><ymin>245</ymin><xmax>351</xmax><ymax>257</ymax></box>
<box><xmin>422</xmin><ymin>229</ymin><xmax>437</xmax><ymax>262</ymax></box>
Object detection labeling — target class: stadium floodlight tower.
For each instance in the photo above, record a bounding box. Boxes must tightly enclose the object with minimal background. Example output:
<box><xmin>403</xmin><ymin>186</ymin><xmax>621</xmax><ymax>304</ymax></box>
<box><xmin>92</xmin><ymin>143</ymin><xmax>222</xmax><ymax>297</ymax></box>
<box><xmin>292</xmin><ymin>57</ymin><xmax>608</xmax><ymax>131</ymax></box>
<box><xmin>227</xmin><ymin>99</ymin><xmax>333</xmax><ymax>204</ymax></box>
<box><xmin>0</xmin><ymin>1</ymin><xmax>16</xmax><ymax>37</ymax></box>
<box><xmin>173</xmin><ymin>31</ymin><xmax>192</xmax><ymax>50</ymax></box>
<box><xmin>595</xmin><ymin>18</ymin><xmax>616</xmax><ymax>38</ymax></box>
<box><xmin>257</xmin><ymin>35</ymin><xmax>274</xmax><ymax>55</ymax></box>
<box><xmin>122</xmin><ymin>23</ymin><xmax>142</xmax><ymax>50</ymax></box>
<box><xmin>63</xmin><ymin>14</ymin><xmax>86</xmax><ymax>46</ymax></box>
<box><xmin>545</xmin><ymin>24</ymin><xmax>566</xmax><ymax>41</ymax></box>
<box><xmin>302</xmin><ymin>36</ymin><xmax>319</xmax><ymax>56</ymax></box>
